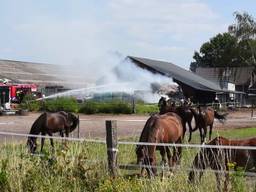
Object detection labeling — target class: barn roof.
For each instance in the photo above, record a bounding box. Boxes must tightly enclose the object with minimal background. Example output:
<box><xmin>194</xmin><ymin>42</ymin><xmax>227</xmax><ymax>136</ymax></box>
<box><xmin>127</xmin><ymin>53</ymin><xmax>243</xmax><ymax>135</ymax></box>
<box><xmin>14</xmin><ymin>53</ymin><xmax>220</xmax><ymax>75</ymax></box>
<box><xmin>196</xmin><ymin>67</ymin><xmax>254</xmax><ymax>86</ymax></box>
<box><xmin>0</xmin><ymin>59</ymin><xmax>93</xmax><ymax>88</ymax></box>
<box><xmin>128</xmin><ymin>56</ymin><xmax>223</xmax><ymax>92</ymax></box>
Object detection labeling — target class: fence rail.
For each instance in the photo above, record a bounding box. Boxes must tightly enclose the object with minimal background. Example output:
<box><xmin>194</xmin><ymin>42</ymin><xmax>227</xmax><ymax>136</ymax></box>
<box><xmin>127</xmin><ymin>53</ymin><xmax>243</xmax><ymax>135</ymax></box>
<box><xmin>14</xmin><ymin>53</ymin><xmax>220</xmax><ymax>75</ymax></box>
<box><xmin>1</xmin><ymin>119</ymin><xmax>256</xmax><ymax>179</ymax></box>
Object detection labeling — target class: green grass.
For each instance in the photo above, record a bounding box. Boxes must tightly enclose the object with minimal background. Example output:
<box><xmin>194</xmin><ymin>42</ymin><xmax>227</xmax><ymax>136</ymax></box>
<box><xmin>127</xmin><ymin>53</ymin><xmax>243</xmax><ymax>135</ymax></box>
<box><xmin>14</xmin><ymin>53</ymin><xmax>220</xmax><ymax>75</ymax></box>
<box><xmin>1</xmin><ymin>127</ymin><xmax>256</xmax><ymax>191</ymax></box>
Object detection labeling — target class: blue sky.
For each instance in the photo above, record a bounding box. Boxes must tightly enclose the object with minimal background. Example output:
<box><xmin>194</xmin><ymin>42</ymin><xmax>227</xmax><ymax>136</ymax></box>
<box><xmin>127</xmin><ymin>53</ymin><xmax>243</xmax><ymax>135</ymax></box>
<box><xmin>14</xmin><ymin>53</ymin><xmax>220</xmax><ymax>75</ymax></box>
<box><xmin>0</xmin><ymin>0</ymin><xmax>256</xmax><ymax>69</ymax></box>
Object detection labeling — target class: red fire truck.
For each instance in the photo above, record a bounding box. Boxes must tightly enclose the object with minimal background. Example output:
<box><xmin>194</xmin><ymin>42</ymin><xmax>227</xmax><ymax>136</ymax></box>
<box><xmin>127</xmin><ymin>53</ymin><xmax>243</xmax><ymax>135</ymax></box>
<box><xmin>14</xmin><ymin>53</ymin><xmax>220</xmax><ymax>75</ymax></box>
<box><xmin>0</xmin><ymin>83</ymin><xmax>38</xmax><ymax>105</ymax></box>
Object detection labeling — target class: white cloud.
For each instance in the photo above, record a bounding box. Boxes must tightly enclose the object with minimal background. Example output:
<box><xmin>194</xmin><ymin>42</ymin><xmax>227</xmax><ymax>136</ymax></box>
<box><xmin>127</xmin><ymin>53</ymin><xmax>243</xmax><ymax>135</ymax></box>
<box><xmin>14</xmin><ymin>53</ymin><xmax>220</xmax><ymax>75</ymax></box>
<box><xmin>1</xmin><ymin>0</ymin><xmax>228</xmax><ymax>79</ymax></box>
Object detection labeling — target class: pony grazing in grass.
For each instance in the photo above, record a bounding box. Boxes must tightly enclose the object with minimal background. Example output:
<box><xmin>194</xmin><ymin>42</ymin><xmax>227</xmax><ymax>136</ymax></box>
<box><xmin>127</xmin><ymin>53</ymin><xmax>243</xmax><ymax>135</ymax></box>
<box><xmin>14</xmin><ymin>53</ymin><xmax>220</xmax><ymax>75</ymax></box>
<box><xmin>188</xmin><ymin>136</ymin><xmax>256</xmax><ymax>192</ymax></box>
<box><xmin>190</xmin><ymin>107</ymin><xmax>228</xmax><ymax>143</ymax></box>
<box><xmin>136</xmin><ymin>112</ymin><xmax>183</xmax><ymax>177</ymax></box>
<box><xmin>27</xmin><ymin>111</ymin><xmax>79</xmax><ymax>153</ymax></box>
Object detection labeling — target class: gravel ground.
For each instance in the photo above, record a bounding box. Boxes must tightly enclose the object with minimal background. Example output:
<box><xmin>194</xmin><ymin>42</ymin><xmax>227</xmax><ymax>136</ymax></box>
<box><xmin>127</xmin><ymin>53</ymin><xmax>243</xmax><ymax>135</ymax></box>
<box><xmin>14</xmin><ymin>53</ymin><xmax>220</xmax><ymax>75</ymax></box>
<box><xmin>0</xmin><ymin>109</ymin><xmax>256</xmax><ymax>142</ymax></box>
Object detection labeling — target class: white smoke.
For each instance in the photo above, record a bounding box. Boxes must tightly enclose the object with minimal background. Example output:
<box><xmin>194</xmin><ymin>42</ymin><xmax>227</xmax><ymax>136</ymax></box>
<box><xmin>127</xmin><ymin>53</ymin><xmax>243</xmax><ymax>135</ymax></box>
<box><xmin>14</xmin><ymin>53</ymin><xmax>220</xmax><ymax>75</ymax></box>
<box><xmin>44</xmin><ymin>54</ymin><xmax>177</xmax><ymax>103</ymax></box>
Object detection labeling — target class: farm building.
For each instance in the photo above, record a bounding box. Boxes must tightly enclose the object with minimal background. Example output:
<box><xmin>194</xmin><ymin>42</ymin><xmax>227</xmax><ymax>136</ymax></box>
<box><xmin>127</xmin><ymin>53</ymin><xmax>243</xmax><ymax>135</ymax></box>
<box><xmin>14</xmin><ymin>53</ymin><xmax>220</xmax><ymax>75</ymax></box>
<box><xmin>0</xmin><ymin>59</ymin><xmax>93</xmax><ymax>96</ymax></box>
<box><xmin>195</xmin><ymin>67</ymin><xmax>253</xmax><ymax>105</ymax></box>
<box><xmin>128</xmin><ymin>56</ymin><xmax>244</xmax><ymax>105</ymax></box>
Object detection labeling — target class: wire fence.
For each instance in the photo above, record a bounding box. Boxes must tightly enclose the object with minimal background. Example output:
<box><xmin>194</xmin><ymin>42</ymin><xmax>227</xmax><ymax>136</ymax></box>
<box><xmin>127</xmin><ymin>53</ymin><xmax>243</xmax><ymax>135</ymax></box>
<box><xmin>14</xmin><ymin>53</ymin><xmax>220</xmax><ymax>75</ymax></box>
<box><xmin>1</xmin><ymin>118</ymin><xmax>256</xmax><ymax>181</ymax></box>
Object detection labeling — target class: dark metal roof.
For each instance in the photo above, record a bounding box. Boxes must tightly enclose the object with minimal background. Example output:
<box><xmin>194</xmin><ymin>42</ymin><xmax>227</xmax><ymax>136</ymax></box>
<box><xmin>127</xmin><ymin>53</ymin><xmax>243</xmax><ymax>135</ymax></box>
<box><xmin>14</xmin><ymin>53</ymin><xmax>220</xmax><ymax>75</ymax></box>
<box><xmin>196</xmin><ymin>67</ymin><xmax>254</xmax><ymax>86</ymax></box>
<box><xmin>128</xmin><ymin>56</ymin><xmax>223</xmax><ymax>92</ymax></box>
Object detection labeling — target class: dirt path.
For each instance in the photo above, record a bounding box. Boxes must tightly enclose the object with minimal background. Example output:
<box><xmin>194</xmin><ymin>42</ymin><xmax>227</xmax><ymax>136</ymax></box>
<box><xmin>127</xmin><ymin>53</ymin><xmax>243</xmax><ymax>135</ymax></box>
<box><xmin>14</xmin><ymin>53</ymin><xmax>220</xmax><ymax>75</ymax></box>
<box><xmin>0</xmin><ymin>110</ymin><xmax>255</xmax><ymax>141</ymax></box>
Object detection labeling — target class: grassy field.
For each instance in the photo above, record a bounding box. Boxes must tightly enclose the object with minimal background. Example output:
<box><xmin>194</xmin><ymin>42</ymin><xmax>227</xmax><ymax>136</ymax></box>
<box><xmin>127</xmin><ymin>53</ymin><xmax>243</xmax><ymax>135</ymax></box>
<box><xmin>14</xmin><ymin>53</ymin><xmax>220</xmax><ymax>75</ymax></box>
<box><xmin>1</xmin><ymin>128</ymin><xmax>256</xmax><ymax>191</ymax></box>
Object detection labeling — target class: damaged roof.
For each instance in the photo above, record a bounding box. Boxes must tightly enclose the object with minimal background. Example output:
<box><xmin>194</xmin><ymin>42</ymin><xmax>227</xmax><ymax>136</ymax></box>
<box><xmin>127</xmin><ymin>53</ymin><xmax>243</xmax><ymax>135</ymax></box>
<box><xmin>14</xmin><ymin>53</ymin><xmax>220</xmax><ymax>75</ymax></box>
<box><xmin>128</xmin><ymin>56</ymin><xmax>223</xmax><ymax>92</ymax></box>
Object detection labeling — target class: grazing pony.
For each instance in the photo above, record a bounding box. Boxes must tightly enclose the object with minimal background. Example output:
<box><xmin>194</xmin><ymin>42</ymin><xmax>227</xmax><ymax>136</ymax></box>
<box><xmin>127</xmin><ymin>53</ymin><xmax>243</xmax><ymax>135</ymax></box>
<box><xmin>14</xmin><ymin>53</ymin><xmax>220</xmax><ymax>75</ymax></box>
<box><xmin>27</xmin><ymin>111</ymin><xmax>79</xmax><ymax>153</ymax></box>
<box><xmin>158</xmin><ymin>97</ymin><xmax>194</xmax><ymax>142</ymax></box>
<box><xmin>188</xmin><ymin>136</ymin><xmax>256</xmax><ymax>192</ymax></box>
<box><xmin>190</xmin><ymin>107</ymin><xmax>227</xmax><ymax>143</ymax></box>
<box><xmin>136</xmin><ymin>112</ymin><xmax>183</xmax><ymax>177</ymax></box>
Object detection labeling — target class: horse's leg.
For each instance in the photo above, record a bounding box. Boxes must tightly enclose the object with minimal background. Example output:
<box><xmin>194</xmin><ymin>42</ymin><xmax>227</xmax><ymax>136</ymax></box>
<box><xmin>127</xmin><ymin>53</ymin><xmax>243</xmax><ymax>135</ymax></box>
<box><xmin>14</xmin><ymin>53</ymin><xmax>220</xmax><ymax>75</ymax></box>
<box><xmin>176</xmin><ymin>138</ymin><xmax>182</xmax><ymax>165</ymax></box>
<box><xmin>182</xmin><ymin>121</ymin><xmax>186</xmax><ymax>139</ymax></box>
<box><xmin>159</xmin><ymin>147</ymin><xmax>166</xmax><ymax>179</ymax></box>
<box><xmin>209</xmin><ymin>123</ymin><xmax>213</xmax><ymax>140</ymax></box>
<box><xmin>47</xmin><ymin>131</ymin><xmax>54</xmax><ymax>153</ymax></box>
<box><xmin>199</xmin><ymin>127</ymin><xmax>204</xmax><ymax>144</ymax></box>
<box><xmin>215</xmin><ymin>172</ymin><xmax>222</xmax><ymax>192</ymax></box>
<box><xmin>223</xmin><ymin>169</ymin><xmax>230</xmax><ymax>192</ymax></box>
<box><xmin>203</xmin><ymin>126</ymin><xmax>207</xmax><ymax>143</ymax></box>
<box><xmin>63</xmin><ymin>128</ymin><xmax>70</xmax><ymax>148</ymax></box>
<box><xmin>40</xmin><ymin>132</ymin><xmax>46</xmax><ymax>152</ymax></box>
<box><xmin>188</xmin><ymin>120</ymin><xmax>193</xmax><ymax>142</ymax></box>
<box><xmin>171</xmin><ymin>146</ymin><xmax>178</xmax><ymax>169</ymax></box>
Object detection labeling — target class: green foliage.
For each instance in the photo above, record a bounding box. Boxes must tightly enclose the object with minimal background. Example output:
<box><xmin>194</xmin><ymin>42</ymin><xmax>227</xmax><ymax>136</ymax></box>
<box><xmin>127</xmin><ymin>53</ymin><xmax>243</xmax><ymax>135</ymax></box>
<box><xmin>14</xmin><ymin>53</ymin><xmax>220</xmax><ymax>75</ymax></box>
<box><xmin>0</xmin><ymin>159</ymin><xmax>10</xmax><ymax>192</ymax></box>
<box><xmin>79</xmin><ymin>100</ymin><xmax>132</xmax><ymax>114</ymax></box>
<box><xmin>229</xmin><ymin>167</ymin><xmax>247</xmax><ymax>192</ymax></box>
<box><xmin>190</xmin><ymin>11</ymin><xmax>256</xmax><ymax>72</ymax></box>
<box><xmin>2</xmin><ymin>127</ymin><xmax>256</xmax><ymax>191</ymax></box>
<box><xmin>20</xmin><ymin>94</ymin><xmax>41</xmax><ymax>111</ymax></box>
<box><xmin>43</xmin><ymin>97</ymin><xmax>79</xmax><ymax>112</ymax></box>
<box><xmin>135</xmin><ymin>103</ymin><xmax>159</xmax><ymax>114</ymax></box>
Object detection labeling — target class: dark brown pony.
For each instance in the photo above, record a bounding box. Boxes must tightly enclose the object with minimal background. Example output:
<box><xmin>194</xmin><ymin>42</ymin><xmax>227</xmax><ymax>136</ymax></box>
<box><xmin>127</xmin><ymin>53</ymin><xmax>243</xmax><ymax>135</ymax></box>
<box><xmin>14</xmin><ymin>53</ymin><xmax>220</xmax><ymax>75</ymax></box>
<box><xmin>136</xmin><ymin>112</ymin><xmax>183</xmax><ymax>177</ymax></box>
<box><xmin>190</xmin><ymin>107</ymin><xmax>227</xmax><ymax>143</ymax></box>
<box><xmin>27</xmin><ymin>111</ymin><xmax>79</xmax><ymax>153</ymax></box>
<box><xmin>188</xmin><ymin>136</ymin><xmax>256</xmax><ymax>191</ymax></box>
<box><xmin>158</xmin><ymin>97</ymin><xmax>194</xmax><ymax>142</ymax></box>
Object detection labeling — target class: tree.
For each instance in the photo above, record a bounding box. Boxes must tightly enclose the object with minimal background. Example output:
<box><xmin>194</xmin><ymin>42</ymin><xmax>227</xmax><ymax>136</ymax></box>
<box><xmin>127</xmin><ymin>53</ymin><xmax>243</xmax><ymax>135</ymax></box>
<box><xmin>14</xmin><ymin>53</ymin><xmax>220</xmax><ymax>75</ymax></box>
<box><xmin>190</xmin><ymin>12</ymin><xmax>256</xmax><ymax>72</ymax></box>
<box><xmin>190</xmin><ymin>33</ymin><xmax>240</xmax><ymax>71</ymax></box>
<box><xmin>228</xmin><ymin>12</ymin><xmax>256</xmax><ymax>41</ymax></box>
<box><xmin>228</xmin><ymin>12</ymin><xmax>256</xmax><ymax>65</ymax></box>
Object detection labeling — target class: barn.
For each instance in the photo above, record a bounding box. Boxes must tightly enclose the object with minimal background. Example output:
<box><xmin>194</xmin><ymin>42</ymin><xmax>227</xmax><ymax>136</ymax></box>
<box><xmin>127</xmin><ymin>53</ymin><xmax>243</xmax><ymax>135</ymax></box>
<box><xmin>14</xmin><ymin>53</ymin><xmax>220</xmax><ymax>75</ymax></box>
<box><xmin>0</xmin><ymin>59</ymin><xmax>92</xmax><ymax>96</ymax></box>
<box><xmin>195</xmin><ymin>67</ymin><xmax>252</xmax><ymax>105</ymax></box>
<box><xmin>128</xmin><ymin>56</ymin><xmax>244</xmax><ymax>104</ymax></box>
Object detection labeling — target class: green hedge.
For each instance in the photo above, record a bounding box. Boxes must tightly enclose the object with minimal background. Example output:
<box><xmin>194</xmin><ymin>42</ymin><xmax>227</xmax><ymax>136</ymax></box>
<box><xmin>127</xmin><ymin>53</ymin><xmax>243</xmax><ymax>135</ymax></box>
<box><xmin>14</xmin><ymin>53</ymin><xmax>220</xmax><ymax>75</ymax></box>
<box><xmin>79</xmin><ymin>100</ymin><xmax>132</xmax><ymax>114</ymax></box>
<box><xmin>21</xmin><ymin>96</ymin><xmax>79</xmax><ymax>113</ymax></box>
<box><xmin>21</xmin><ymin>96</ymin><xmax>158</xmax><ymax>114</ymax></box>
<box><xmin>43</xmin><ymin>97</ymin><xmax>79</xmax><ymax>112</ymax></box>
<box><xmin>20</xmin><ymin>94</ymin><xmax>41</xmax><ymax>111</ymax></box>
<box><xmin>135</xmin><ymin>103</ymin><xmax>159</xmax><ymax>114</ymax></box>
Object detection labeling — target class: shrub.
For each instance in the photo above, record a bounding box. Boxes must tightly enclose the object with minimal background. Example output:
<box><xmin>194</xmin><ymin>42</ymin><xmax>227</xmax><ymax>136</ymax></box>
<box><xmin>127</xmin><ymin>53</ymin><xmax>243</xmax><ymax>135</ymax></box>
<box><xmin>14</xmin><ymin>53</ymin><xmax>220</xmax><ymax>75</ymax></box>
<box><xmin>43</xmin><ymin>97</ymin><xmax>79</xmax><ymax>112</ymax></box>
<box><xmin>135</xmin><ymin>103</ymin><xmax>159</xmax><ymax>114</ymax></box>
<box><xmin>20</xmin><ymin>94</ymin><xmax>41</xmax><ymax>111</ymax></box>
<box><xmin>79</xmin><ymin>100</ymin><xmax>132</xmax><ymax>114</ymax></box>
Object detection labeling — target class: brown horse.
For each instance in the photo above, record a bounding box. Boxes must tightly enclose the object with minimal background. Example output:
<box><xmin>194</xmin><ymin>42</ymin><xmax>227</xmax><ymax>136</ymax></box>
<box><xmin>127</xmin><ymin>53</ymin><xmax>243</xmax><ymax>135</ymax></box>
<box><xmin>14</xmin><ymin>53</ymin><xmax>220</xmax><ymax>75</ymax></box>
<box><xmin>27</xmin><ymin>111</ymin><xmax>79</xmax><ymax>153</ymax></box>
<box><xmin>158</xmin><ymin>97</ymin><xmax>194</xmax><ymax>142</ymax></box>
<box><xmin>136</xmin><ymin>112</ymin><xmax>183</xmax><ymax>177</ymax></box>
<box><xmin>188</xmin><ymin>136</ymin><xmax>256</xmax><ymax>191</ymax></box>
<box><xmin>190</xmin><ymin>106</ymin><xmax>227</xmax><ymax>143</ymax></box>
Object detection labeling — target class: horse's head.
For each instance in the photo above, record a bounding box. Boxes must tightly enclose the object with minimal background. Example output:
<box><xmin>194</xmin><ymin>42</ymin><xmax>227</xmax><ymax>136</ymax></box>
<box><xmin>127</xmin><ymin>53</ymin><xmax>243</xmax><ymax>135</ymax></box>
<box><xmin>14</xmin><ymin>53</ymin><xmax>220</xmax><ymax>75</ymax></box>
<box><xmin>158</xmin><ymin>97</ymin><xmax>168</xmax><ymax>114</ymax></box>
<box><xmin>136</xmin><ymin>145</ymin><xmax>146</xmax><ymax>165</ymax></box>
<box><xmin>27</xmin><ymin>137</ymin><xmax>37</xmax><ymax>153</ymax></box>
<box><xmin>188</xmin><ymin>147</ymin><xmax>211</xmax><ymax>183</ymax></box>
<box><xmin>67</xmin><ymin>112</ymin><xmax>79</xmax><ymax>132</ymax></box>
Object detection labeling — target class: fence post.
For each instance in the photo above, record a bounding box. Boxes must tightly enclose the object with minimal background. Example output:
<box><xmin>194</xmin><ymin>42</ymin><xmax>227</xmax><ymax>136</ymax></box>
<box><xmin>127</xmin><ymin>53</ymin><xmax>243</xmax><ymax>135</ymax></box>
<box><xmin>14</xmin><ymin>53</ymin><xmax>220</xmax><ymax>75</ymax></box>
<box><xmin>77</xmin><ymin>114</ymin><xmax>80</xmax><ymax>138</ymax></box>
<box><xmin>106</xmin><ymin>120</ymin><xmax>118</xmax><ymax>177</ymax></box>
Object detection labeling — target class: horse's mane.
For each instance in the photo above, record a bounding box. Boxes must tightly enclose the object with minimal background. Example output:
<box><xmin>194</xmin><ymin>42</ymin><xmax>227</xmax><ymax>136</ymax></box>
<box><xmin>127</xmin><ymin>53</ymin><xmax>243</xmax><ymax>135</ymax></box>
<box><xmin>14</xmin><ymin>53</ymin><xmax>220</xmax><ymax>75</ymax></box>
<box><xmin>138</xmin><ymin>114</ymin><xmax>158</xmax><ymax>143</ymax></box>
<box><xmin>29</xmin><ymin>112</ymin><xmax>47</xmax><ymax>135</ymax></box>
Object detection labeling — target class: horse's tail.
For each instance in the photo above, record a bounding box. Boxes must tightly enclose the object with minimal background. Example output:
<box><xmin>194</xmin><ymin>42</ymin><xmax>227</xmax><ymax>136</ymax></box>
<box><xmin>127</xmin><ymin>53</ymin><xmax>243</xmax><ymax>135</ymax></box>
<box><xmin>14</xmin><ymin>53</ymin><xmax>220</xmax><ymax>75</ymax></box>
<box><xmin>214</xmin><ymin>110</ymin><xmax>228</xmax><ymax>123</ymax></box>
<box><xmin>27</xmin><ymin>112</ymin><xmax>46</xmax><ymax>152</ymax></box>
<box><xmin>190</xmin><ymin>108</ymin><xmax>198</xmax><ymax>132</ymax></box>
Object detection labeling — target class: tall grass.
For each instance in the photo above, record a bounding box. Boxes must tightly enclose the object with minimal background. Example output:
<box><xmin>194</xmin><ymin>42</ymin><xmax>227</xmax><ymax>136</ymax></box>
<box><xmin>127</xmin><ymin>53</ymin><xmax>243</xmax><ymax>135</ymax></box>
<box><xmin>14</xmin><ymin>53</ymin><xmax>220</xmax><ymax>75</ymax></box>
<box><xmin>1</xmin><ymin>127</ymin><xmax>256</xmax><ymax>191</ymax></box>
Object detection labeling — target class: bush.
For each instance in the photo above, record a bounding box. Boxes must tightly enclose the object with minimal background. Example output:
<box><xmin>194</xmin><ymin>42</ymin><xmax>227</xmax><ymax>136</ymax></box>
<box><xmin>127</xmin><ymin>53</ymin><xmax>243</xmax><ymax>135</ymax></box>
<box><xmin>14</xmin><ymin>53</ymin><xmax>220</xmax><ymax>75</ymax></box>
<box><xmin>20</xmin><ymin>94</ymin><xmax>41</xmax><ymax>112</ymax></box>
<box><xmin>135</xmin><ymin>103</ymin><xmax>159</xmax><ymax>114</ymax></box>
<box><xmin>79</xmin><ymin>100</ymin><xmax>132</xmax><ymax>114</ymax></box>
<box><xmin>43</xmin><ymin>97</ymin><xmax>79</xmax><ymax>112</ymax></box>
